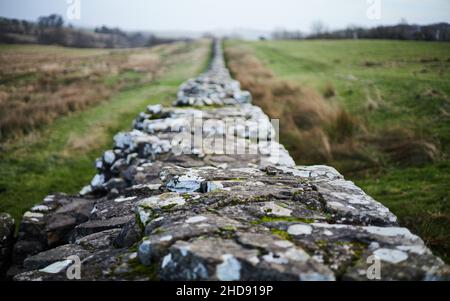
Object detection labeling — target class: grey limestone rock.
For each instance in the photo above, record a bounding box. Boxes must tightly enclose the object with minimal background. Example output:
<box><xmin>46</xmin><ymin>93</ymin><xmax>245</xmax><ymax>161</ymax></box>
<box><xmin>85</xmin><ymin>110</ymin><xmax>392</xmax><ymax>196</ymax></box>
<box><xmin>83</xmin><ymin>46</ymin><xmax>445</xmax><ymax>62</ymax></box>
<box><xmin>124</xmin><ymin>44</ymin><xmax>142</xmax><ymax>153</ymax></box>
<box><xmin>0</xmin><ymin>213</ymin><xmax>15</xmax><ymax>277</ymax></box>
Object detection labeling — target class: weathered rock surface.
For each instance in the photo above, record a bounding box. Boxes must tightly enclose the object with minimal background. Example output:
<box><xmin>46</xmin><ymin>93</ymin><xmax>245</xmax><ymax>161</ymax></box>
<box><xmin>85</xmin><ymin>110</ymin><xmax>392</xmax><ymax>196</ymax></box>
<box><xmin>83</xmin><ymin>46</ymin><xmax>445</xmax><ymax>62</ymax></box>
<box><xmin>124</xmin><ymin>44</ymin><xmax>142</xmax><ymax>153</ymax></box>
<box><xmin>0</xmin><ymin>213</ymin><xmax>15</xmax><ymax>278</ymax></box>
<box><xmin>9</xmin><ymin>41</ymin><xmax>450</xmax><ymax>281</ymax></box>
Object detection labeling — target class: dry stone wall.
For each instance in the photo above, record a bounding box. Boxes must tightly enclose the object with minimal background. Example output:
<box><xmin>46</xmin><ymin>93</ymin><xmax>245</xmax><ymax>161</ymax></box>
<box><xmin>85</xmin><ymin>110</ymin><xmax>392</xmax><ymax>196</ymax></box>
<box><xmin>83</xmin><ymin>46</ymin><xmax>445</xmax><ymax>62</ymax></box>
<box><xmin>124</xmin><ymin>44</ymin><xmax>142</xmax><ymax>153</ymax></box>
<box><xmin>4</xmin><ymin>40</ymin><xmax>449</xmax><ymax>281</ymax></box>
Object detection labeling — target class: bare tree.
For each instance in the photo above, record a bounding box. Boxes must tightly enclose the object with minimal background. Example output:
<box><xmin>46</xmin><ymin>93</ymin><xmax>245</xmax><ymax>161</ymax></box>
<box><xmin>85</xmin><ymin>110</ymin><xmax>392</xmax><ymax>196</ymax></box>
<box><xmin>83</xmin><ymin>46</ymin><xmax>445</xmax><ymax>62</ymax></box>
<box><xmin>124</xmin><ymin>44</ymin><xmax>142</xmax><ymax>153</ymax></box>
<box><xmin>38</xmin><ymin>14</ymin><xmax>64</xmax><ymax>29</ymax></box>
<box><xmin>311</xmin><ymin>21</ymin><xmax>326</xmax><ymax>36</ymax></box>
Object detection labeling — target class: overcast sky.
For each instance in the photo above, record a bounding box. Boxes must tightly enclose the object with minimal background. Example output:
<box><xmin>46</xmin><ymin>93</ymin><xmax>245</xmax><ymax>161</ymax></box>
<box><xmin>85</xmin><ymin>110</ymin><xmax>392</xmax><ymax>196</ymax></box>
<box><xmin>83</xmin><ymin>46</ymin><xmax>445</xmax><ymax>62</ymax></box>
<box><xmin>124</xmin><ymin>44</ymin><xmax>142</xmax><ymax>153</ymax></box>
<box><xmin>1</xmin><ymin>0</ymin><xmax>449</xmax><ymax>33</ymax></box>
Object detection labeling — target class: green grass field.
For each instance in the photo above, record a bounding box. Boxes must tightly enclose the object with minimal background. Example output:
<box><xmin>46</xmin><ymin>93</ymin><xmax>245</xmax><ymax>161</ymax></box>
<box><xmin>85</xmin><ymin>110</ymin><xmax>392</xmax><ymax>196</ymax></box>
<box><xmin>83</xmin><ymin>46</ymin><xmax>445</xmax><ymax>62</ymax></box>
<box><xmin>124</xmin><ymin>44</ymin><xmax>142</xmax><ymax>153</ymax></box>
<box><xmin>226</xmin><ymin>39</ymin><xmax>450</xmax><ymax>262</ymax></box>
<box><xmin>0</xmin><ymin>40</ymin><xmax>211</xmax><ymax>223</ymax></box>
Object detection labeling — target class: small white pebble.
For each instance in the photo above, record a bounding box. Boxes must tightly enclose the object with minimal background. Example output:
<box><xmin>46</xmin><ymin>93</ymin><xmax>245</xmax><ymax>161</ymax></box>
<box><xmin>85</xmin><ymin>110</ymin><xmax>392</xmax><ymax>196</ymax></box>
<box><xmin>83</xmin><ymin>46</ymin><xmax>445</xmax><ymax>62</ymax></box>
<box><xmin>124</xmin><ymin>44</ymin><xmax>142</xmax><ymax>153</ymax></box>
<box><xmin>114</xmin><ymin>196</ymin><xmax>137</xmax><ymax>203</ymax></box>
<box><xmin>23</xmin><ymin>211</ymin><xmax>44</xmax><ymax>219</ymax></box>
<box><xmin>274</xmin><ymin>240</ymin><xmax>294</xmax><ymax>248</ymax></box>
<box><xmin>161</xmin><ymin>254</ymin><xmax>172</xmax><ymax>268</ymax></box>
<box><xmin>186</xmin><ymin>216</ymin><xmax>208</xmax><ymax>224</ymax></box>
<box><xmin>287</xmin><ymin>224</ymin><xmax>313</xmax><ymax>236</ymax></box>
<box><xmin>373</xmin><ymin>248</ymin><xmax>408</xmax><ymax>264</ymax></box>
<box><xmin>39</xmin><ymin>260</ymin><xmax>72</xmax><ymax>274</ymax></box>
<box><xmin>160</xmin><ymin>235</ymin><xmax>173</xmax><ymax>242</ymax></box>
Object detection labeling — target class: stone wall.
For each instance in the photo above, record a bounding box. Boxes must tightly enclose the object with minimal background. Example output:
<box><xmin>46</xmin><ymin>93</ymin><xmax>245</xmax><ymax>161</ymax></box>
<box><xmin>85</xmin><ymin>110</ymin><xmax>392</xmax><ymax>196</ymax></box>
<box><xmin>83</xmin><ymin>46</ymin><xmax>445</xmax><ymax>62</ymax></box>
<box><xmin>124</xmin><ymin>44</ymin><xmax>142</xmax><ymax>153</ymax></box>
<box><xmin>4</xmin><ymin>40</ymin><xmax>449</xmax><ymax>281</ymax></box>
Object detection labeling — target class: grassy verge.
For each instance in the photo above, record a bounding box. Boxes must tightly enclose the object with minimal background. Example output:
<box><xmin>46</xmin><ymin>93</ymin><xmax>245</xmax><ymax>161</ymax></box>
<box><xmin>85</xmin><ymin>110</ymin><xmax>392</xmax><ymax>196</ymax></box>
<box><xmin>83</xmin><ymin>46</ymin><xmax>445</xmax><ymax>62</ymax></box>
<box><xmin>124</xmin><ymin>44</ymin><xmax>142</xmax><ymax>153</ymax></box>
<box><xmin>0</xmin><ymin>40</ymin><xmax>211</xmax><ymax>223</ymax></box>
<box><xmin>225</xmin><ymin>39</ymin><xmax>450</xmax><ymax>262</ymax></box>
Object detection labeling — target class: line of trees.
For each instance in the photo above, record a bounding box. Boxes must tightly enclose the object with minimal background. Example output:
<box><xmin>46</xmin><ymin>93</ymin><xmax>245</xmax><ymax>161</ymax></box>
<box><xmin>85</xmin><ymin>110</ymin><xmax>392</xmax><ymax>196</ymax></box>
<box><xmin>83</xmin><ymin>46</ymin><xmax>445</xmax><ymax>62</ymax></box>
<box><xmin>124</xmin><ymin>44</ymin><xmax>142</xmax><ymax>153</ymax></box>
<box><xmin>272</xmin><ymin>22</ymin><xmax>450</xmax><ymax>42</ymax></box>
<box><xmin>0</xmin><ymin>15</ymin><xmax>180</xmax><ymax>48</ymax></box>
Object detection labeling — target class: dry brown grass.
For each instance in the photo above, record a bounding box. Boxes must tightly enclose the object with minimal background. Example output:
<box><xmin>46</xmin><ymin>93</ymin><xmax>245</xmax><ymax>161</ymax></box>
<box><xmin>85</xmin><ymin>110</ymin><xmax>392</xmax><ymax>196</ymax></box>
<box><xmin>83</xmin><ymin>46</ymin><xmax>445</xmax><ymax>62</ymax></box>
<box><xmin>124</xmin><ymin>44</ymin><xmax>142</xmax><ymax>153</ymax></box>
<box><xmin>323</xmin><ymin>82</ymin><xmax>336</xmax><ymax>98</ymax></box>
<box><xmin>63</xmin><ymin>119</ymin><xmax>115</xmax><ymax>156</ymax></box>
<box><xmin>365</xmin><ymin>127</ymin><xmax>441</xmax><ymax>167</ymax></box>
<box><xmin>225</xmin><ymin>44</ymin><xmax>440</xmax><ymax>173</ymax></box>
<box><xmin>0</xmin><ymin>46</ymin><xmax>164</xmax><ymax>141</ymax></box>
<box><xmin>226</xmin><ymin>45</ymin><xmax>351</xmax><ymax>164</ymax></box>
